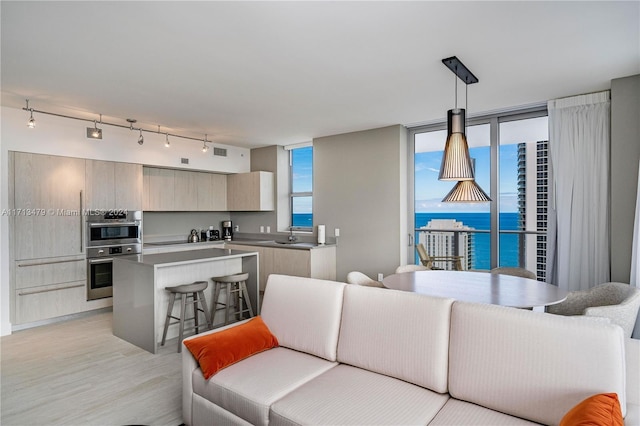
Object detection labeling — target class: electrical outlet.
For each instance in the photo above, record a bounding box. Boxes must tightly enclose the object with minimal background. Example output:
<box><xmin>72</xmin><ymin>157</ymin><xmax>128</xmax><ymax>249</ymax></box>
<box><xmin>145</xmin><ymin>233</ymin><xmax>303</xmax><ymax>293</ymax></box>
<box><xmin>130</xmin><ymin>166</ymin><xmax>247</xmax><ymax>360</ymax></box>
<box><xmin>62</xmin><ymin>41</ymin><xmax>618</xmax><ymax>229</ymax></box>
<box><xmin>334</xmin><ymin>228</ymin><xmax>340</xmax><ymax>237</ymax></box>
<box><xmin>266</xmin><ymin>226</ymin><xmax>271</xmax><ymax>233</ymax></box>
<box><xmin>260</xmin><ymin>226</ymin><xmax>264</xmax><ymax>233</ymax></box>
<box><xmin>377</xmin><ymin>273</ymin><xmax>384</xmax><ymax>281</ymax></box>
<box><xmin>234</xmin><ymin>225</ymin><xmax>239</xmax><ymax>232</ymax></box>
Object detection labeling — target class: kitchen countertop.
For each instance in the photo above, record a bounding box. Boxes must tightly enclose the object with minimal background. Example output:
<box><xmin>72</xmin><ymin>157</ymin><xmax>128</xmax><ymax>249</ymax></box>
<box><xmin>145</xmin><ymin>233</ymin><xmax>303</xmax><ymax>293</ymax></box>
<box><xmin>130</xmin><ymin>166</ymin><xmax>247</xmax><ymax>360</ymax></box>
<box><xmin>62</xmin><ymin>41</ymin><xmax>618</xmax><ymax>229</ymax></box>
<box><xmin>143</xmin><ymin>238</ymin><xmax>334</xmax><ymax>251</ymax></box>
<box><xmin>117</xmin><ymin>247</ymin><xmax>256</xmax><ymax>267</ymax></box>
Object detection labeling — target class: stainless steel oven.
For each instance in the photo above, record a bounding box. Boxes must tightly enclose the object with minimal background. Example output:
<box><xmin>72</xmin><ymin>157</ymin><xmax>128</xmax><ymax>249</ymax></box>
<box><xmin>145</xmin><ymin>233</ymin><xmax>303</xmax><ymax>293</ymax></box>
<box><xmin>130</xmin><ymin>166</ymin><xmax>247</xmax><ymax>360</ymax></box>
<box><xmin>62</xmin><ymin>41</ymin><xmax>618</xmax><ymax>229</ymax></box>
<box><xmin>86</xmin><ymin>210</ymin><xmax>142</xmax><ymax>247</ymax></box>
<box><xmin>86</xmin><ymin>211</ymin><xmax>142</xmax><ymax>300</ymax></box>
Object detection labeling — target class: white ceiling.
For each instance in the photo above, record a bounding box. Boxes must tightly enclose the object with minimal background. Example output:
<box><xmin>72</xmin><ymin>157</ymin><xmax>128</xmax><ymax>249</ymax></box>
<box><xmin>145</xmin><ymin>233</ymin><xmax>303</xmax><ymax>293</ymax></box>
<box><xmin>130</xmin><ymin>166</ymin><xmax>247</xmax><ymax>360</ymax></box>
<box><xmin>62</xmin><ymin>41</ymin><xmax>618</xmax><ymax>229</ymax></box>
<box><xmin>2</xmin><ymin>1</ymin><xmax>638</xmax><ymax>149</ymax></box>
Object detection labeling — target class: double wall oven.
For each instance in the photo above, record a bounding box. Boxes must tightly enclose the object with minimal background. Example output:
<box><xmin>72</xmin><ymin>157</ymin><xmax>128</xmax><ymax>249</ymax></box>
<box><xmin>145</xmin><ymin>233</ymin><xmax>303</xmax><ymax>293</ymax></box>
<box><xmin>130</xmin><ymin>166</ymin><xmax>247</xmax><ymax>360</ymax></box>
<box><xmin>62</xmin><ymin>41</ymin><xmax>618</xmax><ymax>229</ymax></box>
<box><xmin>86</xmin><ymin>211</ymin><xmax>141</xmax><ymax>300</ymax></box>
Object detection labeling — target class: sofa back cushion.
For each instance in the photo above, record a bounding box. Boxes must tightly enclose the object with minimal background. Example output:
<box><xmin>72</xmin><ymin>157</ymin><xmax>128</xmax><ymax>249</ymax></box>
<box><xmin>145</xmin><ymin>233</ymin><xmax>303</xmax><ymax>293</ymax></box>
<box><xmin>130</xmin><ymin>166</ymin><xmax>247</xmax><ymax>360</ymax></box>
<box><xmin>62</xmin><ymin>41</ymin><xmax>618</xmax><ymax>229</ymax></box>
<box><xmin>260</xmin><ymin>274</ymin><xmax>345</xmax><ymax>362</ymax></box>
<box><xmin>449</xmin><ymin>301</ymin><xmax>627</xmax><ymax>425</ymax></box>
<box><xmin>337</xmin><ymin>285</ymin><xmax>454</xmax><ymax>393</ymax></box>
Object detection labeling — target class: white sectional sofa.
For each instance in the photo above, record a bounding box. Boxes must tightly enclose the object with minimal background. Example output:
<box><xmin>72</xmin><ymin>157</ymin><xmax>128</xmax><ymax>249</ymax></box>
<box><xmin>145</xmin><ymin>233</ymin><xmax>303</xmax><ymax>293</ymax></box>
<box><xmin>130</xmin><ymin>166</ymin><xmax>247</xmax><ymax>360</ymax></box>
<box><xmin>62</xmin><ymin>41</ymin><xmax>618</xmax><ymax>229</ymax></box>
<box><xmin>182</xmin><ymin>274</ymin><xmax>637</xmax><ymax>425</ymax></box>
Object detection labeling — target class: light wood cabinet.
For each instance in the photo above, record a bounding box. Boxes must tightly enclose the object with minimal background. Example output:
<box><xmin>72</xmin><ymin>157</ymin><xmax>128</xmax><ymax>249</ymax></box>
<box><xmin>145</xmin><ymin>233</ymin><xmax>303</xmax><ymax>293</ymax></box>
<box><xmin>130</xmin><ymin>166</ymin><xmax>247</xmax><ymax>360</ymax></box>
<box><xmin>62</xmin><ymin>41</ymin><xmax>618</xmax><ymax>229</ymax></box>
<box><xmin>115</xmin><ymin>162</ymin><xmax>143</xmax><ymax>210</ymax></box>
<box><xmin>86</xmin><ymin>160</ymin><xmax>143</xmax><ymax>211</ymax></box>
<box><xmin>225</xmin><ymin>243</ymin><xmax>336</xmax><ymax>290</ymax></box>
<box><xmin>196</xmin><ymin>172</ymin><xmax>227</xmax><ymax>211</ymax></box>
<box><xmin>12</xmin><ymin>152</ymin><xmax>85</xmax><ymax>260</ymax></box>
<box><xmin>143</xmin><ymin>167</ymin><xmax>228</xmax><ymax>211</ymax></box>
<box><xmin>227</xmin><ymin>171</ymin><xmax>274</xmax><ymax>211</ymax></box>
<box><xmin>143</xmin><ymin>167</ymin><xmax>175</xmax><ymax>211</ymax></box>
<box><xmin>174</xmin><ymin>169</ymin><xmax>198</xmax><ymax>209</ymax></box>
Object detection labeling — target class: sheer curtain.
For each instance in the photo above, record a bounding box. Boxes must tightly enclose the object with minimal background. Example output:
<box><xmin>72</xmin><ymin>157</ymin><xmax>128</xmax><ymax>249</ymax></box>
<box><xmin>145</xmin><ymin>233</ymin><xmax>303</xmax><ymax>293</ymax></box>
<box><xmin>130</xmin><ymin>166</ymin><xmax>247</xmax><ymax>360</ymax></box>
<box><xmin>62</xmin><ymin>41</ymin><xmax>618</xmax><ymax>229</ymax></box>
<box><xmin>546</xmin><ymin>91</ymin><xmax>610</xmax><ymax>291</ymax></box>
<box><xmin>631</xmin><ymin>160</ymin><xmax>640</xmax><ymax>338</ymax></box>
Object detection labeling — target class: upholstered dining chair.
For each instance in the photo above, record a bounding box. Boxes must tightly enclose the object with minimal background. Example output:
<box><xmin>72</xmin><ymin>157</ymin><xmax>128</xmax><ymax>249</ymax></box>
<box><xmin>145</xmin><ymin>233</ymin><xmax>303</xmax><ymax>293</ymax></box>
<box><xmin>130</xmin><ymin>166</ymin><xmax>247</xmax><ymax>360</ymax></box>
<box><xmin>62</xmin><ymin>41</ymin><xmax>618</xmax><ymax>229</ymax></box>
<box><xmin>546</xmin><ymin>282</ymin><xmax>640</xmax><ymax>338</ymax></box>
<box><xmin>395</xmin><ymin>264</ymin><xmax>430</xmax><ymax>274</ymax></box>
<box><xmin>415</xmin><ymin>243</ymin><xmax>463</xmax><ymax>271</ymax></box>
<box><xmin>346</xmin><ymin>271</ymin><xmax>385</xmax><ymax>288</ymax></box>
<box><xmin>490</xmin><ymin>267</ymin><xmax>537</xmax><ymax>280</ymax></box>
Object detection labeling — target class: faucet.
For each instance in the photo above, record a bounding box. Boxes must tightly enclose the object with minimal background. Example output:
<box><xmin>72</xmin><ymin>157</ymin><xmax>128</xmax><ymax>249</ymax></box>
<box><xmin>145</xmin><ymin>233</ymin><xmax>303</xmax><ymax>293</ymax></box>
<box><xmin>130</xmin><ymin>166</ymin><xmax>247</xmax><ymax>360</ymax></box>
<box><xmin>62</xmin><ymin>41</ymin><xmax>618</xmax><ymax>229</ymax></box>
<box><xmin>288</xmin><ymin>227</ymin><xmax>298</xmax><ymax>242</ymax></box>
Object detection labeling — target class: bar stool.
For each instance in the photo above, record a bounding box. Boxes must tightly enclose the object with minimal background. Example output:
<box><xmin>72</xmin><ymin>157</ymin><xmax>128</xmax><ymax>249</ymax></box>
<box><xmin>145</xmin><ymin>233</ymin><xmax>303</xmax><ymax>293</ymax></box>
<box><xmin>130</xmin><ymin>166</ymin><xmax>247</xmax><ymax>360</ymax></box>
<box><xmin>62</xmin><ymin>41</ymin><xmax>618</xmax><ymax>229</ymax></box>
<box><xmin>211</xmin><ymin>273</ymin><xmax>254</xmax><ymax>326</ymax></box>
<box><xmin>161</xmin><ymin>281</ymin><xmax>212</xmax><ymax>352</ymax></box>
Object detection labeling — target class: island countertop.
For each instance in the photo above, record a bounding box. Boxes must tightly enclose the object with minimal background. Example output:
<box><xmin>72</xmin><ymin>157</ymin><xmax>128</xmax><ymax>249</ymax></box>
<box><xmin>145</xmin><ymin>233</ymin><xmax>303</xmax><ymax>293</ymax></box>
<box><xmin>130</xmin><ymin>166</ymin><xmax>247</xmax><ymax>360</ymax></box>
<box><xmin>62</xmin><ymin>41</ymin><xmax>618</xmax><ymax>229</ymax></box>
<box><xmin>112</xmin><ymin>248</ymin><xmax>259</xmax><ymax>354</ymax></box>
<box><xmin>119</xmin><ymin>247</ymin><xmax>256</xmax><ymax>267</ymax></box>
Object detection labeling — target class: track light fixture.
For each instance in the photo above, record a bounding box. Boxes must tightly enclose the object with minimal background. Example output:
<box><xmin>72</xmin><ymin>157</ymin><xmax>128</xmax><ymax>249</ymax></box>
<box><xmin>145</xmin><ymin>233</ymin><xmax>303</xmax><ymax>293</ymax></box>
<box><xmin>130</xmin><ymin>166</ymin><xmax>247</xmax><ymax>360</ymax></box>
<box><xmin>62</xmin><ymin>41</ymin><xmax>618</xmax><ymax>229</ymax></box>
<box><xmin>26</xmin><ymin>100</ymin><xmax>35</xmax><ymax>128</ymax></box>
<box><xmin>22</xmin><ymin>99</ymin><xmax>217</xmax><ymax>152</ymax></box>
<box><xmin>202</xmin><ymin>134</ymin><xmax>209</xmax><ymax>153</ymax></box>
<box><xmin>87</xmin><ymin>114</ymin><xmax>103</xmax><ymax>139</ymax></box>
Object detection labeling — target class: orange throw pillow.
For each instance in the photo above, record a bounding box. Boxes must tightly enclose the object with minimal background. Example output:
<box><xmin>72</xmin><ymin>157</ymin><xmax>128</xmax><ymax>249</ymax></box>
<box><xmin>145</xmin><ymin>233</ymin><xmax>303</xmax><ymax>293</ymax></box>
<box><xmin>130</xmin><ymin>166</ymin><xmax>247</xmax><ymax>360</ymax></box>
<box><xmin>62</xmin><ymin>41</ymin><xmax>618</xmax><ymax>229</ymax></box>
<box><xmin>560</xmin><ymin>393</ymin><xmax>623</xmax><ymax>426</ymax></box>
<box><xmin>184</xmin><ymin>316</ymin><xmax>279</xmax><ymax>379</ymax></box>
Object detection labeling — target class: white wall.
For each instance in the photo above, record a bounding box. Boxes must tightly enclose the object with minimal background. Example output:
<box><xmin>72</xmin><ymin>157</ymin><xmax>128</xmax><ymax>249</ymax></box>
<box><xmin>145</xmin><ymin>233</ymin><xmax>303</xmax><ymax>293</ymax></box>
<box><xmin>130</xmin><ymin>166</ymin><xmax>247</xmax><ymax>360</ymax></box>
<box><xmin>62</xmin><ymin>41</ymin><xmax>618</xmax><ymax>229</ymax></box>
<box><xmin>314</xmin><ymin>125</ymin><xmax>408</xmax><ymax>280</ymax></box>
<box><xmin>0</xmin><ymin>105</ymin><xmax>251</xmax><ymax>335</ymax></box>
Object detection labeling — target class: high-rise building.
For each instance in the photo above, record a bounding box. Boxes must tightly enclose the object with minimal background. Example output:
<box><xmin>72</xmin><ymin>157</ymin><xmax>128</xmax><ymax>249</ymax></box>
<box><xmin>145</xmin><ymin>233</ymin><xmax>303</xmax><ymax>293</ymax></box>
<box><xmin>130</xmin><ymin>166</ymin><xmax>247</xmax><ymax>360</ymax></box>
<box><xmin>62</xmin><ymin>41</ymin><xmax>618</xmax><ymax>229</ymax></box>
<box><xmin>517</xmin><ymin>140</ymin><xmax>549</xmax><ymax>280</ymax></box>
<box><xmin>418</xmin><ymin>219</ymin><xmax>473</xmax><ymax>270</ymax></box>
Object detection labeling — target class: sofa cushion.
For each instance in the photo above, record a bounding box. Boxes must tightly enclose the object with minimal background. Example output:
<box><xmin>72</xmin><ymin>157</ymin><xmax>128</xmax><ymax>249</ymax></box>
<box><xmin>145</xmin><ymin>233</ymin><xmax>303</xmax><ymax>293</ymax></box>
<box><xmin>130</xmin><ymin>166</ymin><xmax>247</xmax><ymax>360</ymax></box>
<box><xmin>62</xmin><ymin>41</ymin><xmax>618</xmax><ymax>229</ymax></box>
<box><xmin>260</xmin><ymin>274</ymin><xmax>345</xmax><ymax>361</ymax></box>
<box><xmin>559</xmin><ymin>393</ymin><xmax>623</xmax><ymax>426</ymax></box>
<box><xmin>429</xmin><ymin>399</ymin><xmax>539</xmax><ymax>425</ymax></box>
<box><xmin>337</xmin><ymin>285</ymin><xmax>454</xmax><ymax>392</ymax></box>
<box><xmin>183</xmin><ymin>316</ymin><xmax>278</xmax><ymax>379</ymax></box>
<box><xmin>193</xmin><ymin>346</ymin><xmax>337</xmax><ymax>426</ymax></box>
<box><xmin>449</xmin><ymin>302</ymin><xmax>627</xmax><ymax>425</ymax></box>
<box><xmin>269</xmin><ymin>364</ymin><xmax>450</xmax><ymax>426</ymax></box>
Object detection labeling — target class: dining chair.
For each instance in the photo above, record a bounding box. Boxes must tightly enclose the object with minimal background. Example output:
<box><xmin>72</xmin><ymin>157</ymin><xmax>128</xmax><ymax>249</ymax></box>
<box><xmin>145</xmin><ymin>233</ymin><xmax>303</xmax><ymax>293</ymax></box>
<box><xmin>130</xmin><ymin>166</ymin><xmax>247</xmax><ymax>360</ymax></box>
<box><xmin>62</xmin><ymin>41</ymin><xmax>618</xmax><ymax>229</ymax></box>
<box><xmin>395</xmin><ymin>264</ymin><xmax>430</xmax><ymax>273</ymax></box>
<box><xmin>345</xmin><ymin>271</ymin><xmax>385</xmax><ymax>288</ymax></box>
<box><xmin>490</xmin><ymin>267</ymin><xmax>537</xmax><ymax>280</ymax></box>
<box><xmin>415</xmin><ymin>243</ymin><xmax>464</xmax><ymax>271</ymax></box>
<box><xmin>546</xmin><ymin>282</ymin><xmax>640</xmax><ymax>338</ymax></box>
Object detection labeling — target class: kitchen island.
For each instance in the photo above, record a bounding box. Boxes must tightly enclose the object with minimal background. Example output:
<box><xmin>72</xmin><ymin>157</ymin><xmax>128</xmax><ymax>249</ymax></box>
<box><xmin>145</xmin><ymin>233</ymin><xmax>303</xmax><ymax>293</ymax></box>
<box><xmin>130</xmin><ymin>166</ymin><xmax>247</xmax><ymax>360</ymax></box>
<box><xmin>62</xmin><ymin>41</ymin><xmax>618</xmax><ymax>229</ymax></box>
<box><xmin>112</xmin><ymin>247</ymin><xmax>258</xmax><ymax>354</ymax></box>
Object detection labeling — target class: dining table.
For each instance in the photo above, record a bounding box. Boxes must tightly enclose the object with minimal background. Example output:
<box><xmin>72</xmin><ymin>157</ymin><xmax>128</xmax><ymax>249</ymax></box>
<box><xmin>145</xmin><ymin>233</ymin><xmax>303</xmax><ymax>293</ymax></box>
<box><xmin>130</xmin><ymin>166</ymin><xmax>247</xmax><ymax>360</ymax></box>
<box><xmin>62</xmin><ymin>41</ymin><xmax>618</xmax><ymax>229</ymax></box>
<box><xmin>382</xmin><ymin>270</ymin><xmax>568</xmax><ymax>311</ymax></box>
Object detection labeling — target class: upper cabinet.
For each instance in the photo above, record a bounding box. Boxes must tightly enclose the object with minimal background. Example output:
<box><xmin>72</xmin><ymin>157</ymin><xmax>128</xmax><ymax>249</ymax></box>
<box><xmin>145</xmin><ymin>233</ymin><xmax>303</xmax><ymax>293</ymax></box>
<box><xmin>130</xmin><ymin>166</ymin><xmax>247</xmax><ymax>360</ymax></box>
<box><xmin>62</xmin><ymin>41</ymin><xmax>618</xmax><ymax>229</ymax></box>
<box><xmin>86</xmin><ymin>160</ymin><xmax>143</xmax><ymax>211</ymax></box>
<box><xmin>12</xmin><ymin>152</ymin><xmax>86</xmax><ymax>260</ymax></box>
<box><xmin>227</xmin><ymin>171</ymin><xmax>274</xmax><ymax>211</ymax></box>
<box><xmin>143</xmin><ymin>167</ymin><xmax>227</xmax><ymax>211</ymax></box>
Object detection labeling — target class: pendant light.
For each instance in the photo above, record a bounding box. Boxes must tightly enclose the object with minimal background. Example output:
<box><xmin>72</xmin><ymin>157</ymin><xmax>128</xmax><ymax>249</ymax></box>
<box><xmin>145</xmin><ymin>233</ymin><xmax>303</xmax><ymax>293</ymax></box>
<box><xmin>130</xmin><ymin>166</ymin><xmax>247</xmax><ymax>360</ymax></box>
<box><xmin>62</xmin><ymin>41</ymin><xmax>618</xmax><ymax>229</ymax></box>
<box><xmin>439</xmin><ymin>56</ymin><xmax>491</xmax><ymax>202</ymax></box>
<box><xmin>26</xmin><ymin>99</ymin><xmax>35</xmax><ymax>128</ymax></box>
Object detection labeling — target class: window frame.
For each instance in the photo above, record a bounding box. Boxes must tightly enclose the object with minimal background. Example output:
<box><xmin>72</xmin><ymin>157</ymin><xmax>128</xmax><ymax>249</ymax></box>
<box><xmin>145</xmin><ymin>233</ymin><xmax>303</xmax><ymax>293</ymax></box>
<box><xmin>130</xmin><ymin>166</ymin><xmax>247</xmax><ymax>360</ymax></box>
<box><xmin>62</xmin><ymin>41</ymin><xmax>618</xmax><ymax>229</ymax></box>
<box><xmin>288</xmin><ymin>145</ymin><xmax>313</xmax><ymax>232</ymax></box>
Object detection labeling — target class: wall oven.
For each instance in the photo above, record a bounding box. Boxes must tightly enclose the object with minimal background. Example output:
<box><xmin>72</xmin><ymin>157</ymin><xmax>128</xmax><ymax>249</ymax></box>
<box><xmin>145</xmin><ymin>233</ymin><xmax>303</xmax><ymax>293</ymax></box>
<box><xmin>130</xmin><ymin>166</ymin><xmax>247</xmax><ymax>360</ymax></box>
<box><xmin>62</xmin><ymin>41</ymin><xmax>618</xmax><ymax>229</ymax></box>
<box><xmin>86</xmin><ymin>211</ymin><xmax>142</xmax><ymax>301</ymax></box>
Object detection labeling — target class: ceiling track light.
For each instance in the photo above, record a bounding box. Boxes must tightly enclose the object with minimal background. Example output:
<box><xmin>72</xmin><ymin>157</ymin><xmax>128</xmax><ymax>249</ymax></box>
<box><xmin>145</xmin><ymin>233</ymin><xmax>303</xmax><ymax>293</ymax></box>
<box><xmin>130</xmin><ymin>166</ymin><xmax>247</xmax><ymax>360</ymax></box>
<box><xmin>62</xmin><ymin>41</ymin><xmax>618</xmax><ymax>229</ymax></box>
<box><xmin>21</xmin><ymin>99</ymin><xmax>216</xmax><ymax>151</ymax></box>
<box><xmin>87</xmin><ymin>114</ymin><xmax>103</xmax><ymax>139</ymax></box>
<box><xmin>202</xmin><ymin>134</ymin><xmax>209</xmax><ymax>153</ymax></box>
<box><xmin>25</xmin><ymin>99</ymin><xmax>35</xmax><ymax>128</ymax></box>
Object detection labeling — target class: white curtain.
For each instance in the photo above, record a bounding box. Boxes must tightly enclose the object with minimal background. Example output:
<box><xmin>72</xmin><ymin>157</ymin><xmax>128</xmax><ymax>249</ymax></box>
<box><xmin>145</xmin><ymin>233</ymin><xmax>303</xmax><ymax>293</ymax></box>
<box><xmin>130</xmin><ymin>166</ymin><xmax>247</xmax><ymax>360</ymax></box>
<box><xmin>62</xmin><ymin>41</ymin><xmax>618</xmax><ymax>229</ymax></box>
<box><xmin>547</xmin><ymin>91</ymin><xmax>610</xmax><ymax>291</ymax></box>
<box><xmin>631</xmin><ymin>160</ymin><xmax>640</xmax><ymax>338</ymax></box>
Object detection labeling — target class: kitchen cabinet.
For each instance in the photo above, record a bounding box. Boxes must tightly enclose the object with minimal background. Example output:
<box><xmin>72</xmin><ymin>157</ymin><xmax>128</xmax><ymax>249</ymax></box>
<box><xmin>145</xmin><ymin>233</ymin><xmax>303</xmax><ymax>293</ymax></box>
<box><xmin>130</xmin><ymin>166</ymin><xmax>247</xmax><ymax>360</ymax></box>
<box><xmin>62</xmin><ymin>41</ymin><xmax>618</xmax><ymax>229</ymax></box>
<box><xmin>227</xmin><ymin>171</ymin><xmax>274</xmax><ymax>211</ymax></box>
<box><xmin>12</xmin><ymin>152</ymin><xmax>85</xmax><ymax>260</ymax></box>
<box><xmin>225</xmin><ymin>243</ymin><xmax>336</xmax><ymax>290</ymax></box>
<box><xmin>12</xmin><ymin>254</ymin><xmax>110</xmax><ymax>325</ymax></box>
<box><xmin>86</xmin><ymin>160</ymin><xmax>143</xmax><ymax>211</ymax></box>
<box><xmin>143</xmin><ymin>167</ymin><xmax>175</xmax><ymax>211</ymax></box>
<box><xmin>143</xmin><ymin>167</ymin><xmax>227</xmax><ymax>211</ymax></box>
<box><xmin>196</xmin><ymin>172</ymin><xmax>227</xmax><ymax>211</ymax></box>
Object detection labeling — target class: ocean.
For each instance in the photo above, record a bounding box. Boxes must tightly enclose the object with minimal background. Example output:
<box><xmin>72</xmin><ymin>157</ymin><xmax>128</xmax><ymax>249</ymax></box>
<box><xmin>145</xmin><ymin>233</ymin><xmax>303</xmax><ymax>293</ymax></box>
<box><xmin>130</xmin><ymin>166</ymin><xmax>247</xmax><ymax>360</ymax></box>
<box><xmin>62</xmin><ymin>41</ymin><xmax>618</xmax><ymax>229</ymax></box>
<box><xmin>293</xmin><ymin>212</ymin><xmax>522</xmax><ymax>270</ymax></box>
<box><xmin>416</xmin><ymin>212</ymin><xmax>521</xmax><ymax>270</ymax></box>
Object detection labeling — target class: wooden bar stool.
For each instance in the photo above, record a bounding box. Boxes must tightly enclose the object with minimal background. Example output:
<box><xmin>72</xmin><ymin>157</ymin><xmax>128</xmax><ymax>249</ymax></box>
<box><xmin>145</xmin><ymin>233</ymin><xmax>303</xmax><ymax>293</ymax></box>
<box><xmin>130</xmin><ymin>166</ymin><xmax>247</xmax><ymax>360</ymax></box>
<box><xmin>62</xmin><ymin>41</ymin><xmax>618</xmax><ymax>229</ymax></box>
<box><xmin>161</xmin><ymin>281</ymin><xmax>212</xmax><ymax>352</ymax></box>
<box><xmin>211</xmin><ymin>273</ymin><xmax>254</xmax><ymax>326</ymax></box>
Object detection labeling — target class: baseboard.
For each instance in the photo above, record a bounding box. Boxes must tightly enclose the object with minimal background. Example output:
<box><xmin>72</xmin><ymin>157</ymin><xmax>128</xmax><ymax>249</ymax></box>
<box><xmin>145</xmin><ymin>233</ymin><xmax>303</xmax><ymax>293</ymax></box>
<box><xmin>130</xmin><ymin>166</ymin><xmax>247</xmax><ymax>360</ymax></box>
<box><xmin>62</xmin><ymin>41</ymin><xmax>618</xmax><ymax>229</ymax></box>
<box><xmin>11</xmin><ymin>307</ymin><xmax>113</xmax><ymax>332</ymax></box>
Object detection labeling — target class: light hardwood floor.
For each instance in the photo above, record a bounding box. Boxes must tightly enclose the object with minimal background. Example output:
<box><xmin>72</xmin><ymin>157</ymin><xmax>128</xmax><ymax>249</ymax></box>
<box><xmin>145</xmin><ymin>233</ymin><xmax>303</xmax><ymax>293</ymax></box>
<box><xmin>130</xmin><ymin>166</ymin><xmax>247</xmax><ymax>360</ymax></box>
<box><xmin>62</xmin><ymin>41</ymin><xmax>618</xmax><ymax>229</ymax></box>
<box><xmin>1</xmin><ymin>311</ymin><xmax>183</xmax><ymax>426</ymax></box>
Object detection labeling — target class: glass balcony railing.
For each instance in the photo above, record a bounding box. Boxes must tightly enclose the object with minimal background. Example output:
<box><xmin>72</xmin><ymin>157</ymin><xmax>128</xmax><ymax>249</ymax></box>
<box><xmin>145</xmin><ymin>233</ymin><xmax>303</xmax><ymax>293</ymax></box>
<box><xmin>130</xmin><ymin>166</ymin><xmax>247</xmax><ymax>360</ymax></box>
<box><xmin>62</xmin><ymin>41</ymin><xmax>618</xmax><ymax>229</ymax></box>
<box><xmin>414</xmin><ymin>228</ymin><xmax>546</xmax><ymax>279</ymax></box>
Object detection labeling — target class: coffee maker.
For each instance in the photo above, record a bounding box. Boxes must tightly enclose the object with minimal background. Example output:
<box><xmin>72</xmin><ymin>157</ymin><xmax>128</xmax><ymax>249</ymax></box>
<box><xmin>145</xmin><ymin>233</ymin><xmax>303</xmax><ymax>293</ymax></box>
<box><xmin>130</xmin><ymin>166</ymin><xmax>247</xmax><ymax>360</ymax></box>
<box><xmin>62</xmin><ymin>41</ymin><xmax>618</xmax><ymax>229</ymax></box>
<box><xmin>222</xmin><ymin>220</ymin><xmax>233</xmax><ymax>241</ymax></box>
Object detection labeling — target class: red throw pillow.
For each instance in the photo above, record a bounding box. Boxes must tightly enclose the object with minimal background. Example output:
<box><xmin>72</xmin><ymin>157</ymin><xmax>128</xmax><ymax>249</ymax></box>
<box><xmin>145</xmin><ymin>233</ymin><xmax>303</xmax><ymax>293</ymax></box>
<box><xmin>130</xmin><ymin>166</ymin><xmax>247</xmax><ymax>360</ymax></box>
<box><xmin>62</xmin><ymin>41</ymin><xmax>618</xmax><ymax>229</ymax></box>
<box><xmin>560</xmin><ymin>393</ymin><xmax>623</xmax><ymax>426</ymax></box>
<box><xmin>184</xmin><ymin>316</ymin><xmax>279</xmax><ymax>379</ymax></box>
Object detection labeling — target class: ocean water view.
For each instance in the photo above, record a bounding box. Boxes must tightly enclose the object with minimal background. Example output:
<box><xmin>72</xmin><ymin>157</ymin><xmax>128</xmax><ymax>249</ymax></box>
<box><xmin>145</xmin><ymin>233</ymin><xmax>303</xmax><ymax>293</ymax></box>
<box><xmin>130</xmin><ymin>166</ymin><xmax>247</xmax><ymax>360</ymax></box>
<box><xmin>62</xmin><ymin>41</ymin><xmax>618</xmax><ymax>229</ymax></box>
<box><xmin>416</xmin><ymin>212</ymin><xmax>521</xmax><ymax>270</ymax></box>
<box><xmin>293</xmin><ymin>212</ymin><xmax>522</xmax><ymax>270</ymax></box>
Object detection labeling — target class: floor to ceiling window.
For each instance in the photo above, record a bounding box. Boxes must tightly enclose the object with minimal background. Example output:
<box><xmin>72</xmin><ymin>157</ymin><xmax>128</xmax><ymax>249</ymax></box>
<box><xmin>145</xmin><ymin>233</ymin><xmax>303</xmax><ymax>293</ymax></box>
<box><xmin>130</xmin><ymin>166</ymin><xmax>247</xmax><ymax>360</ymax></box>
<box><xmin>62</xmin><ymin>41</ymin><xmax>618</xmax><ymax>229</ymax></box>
<box><xmin>410</xmin><ymin>109</ymin><xmax>548</xmax><ymax>277</ymax></box>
